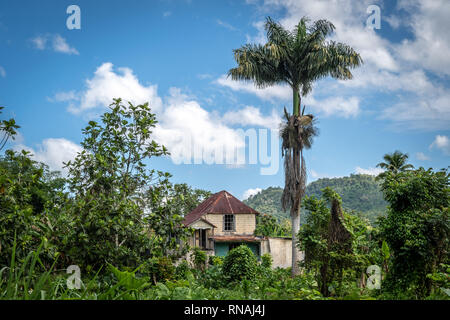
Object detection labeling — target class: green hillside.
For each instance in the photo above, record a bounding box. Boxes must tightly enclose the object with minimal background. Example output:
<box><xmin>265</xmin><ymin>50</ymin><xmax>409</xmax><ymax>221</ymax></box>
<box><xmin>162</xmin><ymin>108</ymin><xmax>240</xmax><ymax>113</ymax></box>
<box><xmin>244</xmin><ymin>174</ymin><xmax>387</xmax><ymax>224</ymax></box>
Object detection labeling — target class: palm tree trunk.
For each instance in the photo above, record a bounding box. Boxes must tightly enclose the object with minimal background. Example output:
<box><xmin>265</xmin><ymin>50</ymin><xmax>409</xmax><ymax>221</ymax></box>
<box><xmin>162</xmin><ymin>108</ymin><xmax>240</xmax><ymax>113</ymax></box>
<box><xmin>291</xmin><ymin>207</ymin><xmax>301</xmax><ymax>276</ymax></box>
<box><xmin>293</xmin><ymin>86</ymin><xmax>300</xmax><ymax>116</ymax></box>
<box><xmin>290</xmin><ymin>85</ymin><xmax>301</xmax><ymax>277</ymax></box>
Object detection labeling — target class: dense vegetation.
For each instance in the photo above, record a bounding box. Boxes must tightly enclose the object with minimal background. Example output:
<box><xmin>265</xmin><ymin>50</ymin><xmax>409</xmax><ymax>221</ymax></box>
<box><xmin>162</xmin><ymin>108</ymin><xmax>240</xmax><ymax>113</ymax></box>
<box><xmin>1</xmin><ymin>100</ymin><xmax>448</xmax><ymax>301</ymax></box>
<box><xmin>0</xmin><ymin>15</ymin><xmax>448</xmax><ymax>301</ymax></box>
<box><xmin>244</xmin><ymin>174</ymin><xmax>387</xmax><ymax>225</ymax></box>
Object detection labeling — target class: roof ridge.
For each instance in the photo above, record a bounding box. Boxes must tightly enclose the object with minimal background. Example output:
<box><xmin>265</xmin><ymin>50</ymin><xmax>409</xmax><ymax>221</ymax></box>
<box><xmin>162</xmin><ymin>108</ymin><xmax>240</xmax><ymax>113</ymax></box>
<box><xmin>182</xmin><ymin>190</ymin><xmax>261</xmax><ymax>226</ymax></box>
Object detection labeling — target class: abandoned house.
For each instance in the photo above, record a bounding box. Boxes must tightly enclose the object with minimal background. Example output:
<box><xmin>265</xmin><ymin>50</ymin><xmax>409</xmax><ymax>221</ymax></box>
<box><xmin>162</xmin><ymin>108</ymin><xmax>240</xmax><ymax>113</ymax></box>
<box><xmin>182</xmin><ymin>190</ymin><xmax>302</xmax><ymax>268</ymax></box>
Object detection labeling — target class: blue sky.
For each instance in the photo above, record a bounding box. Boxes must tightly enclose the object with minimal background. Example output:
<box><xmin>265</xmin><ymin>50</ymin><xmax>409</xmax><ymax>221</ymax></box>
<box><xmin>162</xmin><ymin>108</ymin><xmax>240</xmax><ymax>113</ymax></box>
<box><xmin>0</xmin><ymin>0</ymin><xmax>449</xmax><ymax>200</ymax></box>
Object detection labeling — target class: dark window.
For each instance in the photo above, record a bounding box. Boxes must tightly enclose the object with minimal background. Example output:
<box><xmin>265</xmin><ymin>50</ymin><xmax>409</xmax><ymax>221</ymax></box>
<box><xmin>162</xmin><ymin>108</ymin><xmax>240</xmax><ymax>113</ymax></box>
<box><xmin>199</xmin><ymin>229</ymin><xmax>207</xmax><ymax>249</ymax></box>
<box><xmin>224</xmin><ymin>214</ymin><xmax>235</xmax><ymax>231</ymax></box>
<box><xmin>229</xmin><ymin>243</ymin><xmax>240</xmax><ymax>251</ymax></box>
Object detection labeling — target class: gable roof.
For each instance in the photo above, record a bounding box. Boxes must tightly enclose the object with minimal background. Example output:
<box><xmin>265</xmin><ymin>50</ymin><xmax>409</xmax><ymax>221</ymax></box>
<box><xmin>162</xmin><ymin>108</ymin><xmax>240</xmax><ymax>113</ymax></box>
<box><xmin>183</xmin><ymin>190</ymin><xmax>260</xmax><ymax>226</ymax></box>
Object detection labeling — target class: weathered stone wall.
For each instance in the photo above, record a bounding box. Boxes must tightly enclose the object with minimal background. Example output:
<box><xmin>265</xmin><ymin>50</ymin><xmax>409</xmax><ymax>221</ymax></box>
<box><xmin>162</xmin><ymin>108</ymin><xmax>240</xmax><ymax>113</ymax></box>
<box><xmin>261</xmin><ymin>237</ymin><xmax>304</xmax><ymax>269</ymax></box>
<box><xmin>206</xmin><ymin>213</ymin><xmax>256</xmax><ymax>235</ymax></box>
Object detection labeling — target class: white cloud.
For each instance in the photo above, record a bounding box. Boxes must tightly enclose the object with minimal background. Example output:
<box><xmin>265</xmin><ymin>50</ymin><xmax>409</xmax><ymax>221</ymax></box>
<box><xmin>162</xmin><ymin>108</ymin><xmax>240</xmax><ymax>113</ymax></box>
<box><xmin>245</xmin><ymin>20</ymin><xmax>266</xmax><ymax>45</ymax></box>
<box><xmin>153</xmin><ymin>88</ymin><xmax>245</xmax><ymax>164</ymax></box>
<box><xmin>309</xmin><ymin>169</ymin><xmax>342</xmax><ymax>180</ymax></box>
<box><xmin>430</xmin><ymin>135</ymin><xmax>450</xmax><ymax>155</ymax></box>
<box><xmin>384</xmin><ymin>15</ymin><xmax>402</xmax><ymax>29</ymax></box>
<box><xmin>395</xmin><ymin>0</ymin><xmax>450</xmax><ymax>76</ymax></box>
<box><xmin>0</xmin><ymin>66</ymin><xmax>5</xmax><ymax>78</ymax></box>
<box><xmin>30</xmin><ymin>34</ymin><xmax>78</xmax><ymax>55</ymax></box>
<box><xmin>58</xmin><ymin>62</ymin><xmax>163</xmax><ymax>114</ymax></box>
<box><xmin>355</xmin><ymin>166</ymin><xmax>384</xmax><ymax>176</ymax></box>
<box><xmin>242</xmin><ymin>188</ymin><xmax>262</xmax><ymax>200</ymax></box>
<box><xmin>222</xmin><ymin>106</ymin><xmax>281</xmax><ymax>129</ymax></box>
<box><xmin>217</xmin><ymin>74</ymin><xmax>360</xmax><ymax>118</ymax></box>
<box><xmin>216</xmin><ymin>74</ymin><xmax>291</xmax><ymax>102</ymax></box>
<box><xmin>217</xmin><ymin>19</ymin><xmax>238</xmax><ymax>31</ymax></box>
<box><xmin>14</xmin><ymin>138</ymin><xmax>82</xmax><ymax>175</ymax></box>
<box><xmin>54</xmin><ymin>63</ymin><xmax>285</xmax><ymax>167</ymax></box>
<box><xmin>305</xmin><ymin>96</ymin><xmax>360</xmax><ymax>118</ymax></box>
<box><xmin>52</xmin><ymin>34</ymin><xmax>79</xmax><ymax>55</ymax></box>
<box><xmin>416</xmin><ymin>152</ymin><xmax>430</xmax><ymax>161</ymax></box>
<box><xmin>243</xmin><ymin>0</ymin><xmax>450</xmax><ymax>130</ymax></box>
<box><xmin>31</xmin><ymin>35</ymin><xmax>47</xmax><ymax>50</ymax></box>
<box><xmin>48</xmin><ymin>90</ymin><xmax>78</xmax><ymax>102</ymax></box>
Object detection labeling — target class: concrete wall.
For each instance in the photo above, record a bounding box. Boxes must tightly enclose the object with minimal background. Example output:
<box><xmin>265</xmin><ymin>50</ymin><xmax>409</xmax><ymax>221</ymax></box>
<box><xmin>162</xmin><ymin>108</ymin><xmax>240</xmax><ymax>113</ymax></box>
<box><xmin>261</xmin><ymin>237</ymin><xmax>304</xmax><ymax>269</ymax></box>
<box><xmin>206</xmin><ymin>213</ymin><xmax>256</xmax><ymax>235</ymax></box>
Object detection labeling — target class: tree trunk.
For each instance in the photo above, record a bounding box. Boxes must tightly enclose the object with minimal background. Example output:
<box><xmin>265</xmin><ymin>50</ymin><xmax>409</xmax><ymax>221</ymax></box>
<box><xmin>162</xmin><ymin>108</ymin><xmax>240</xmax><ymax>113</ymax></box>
<box><xmin>291</xmin><ymin>210</ymin><xmax>301</xmax><ymax>276</ymax></box>
<box><xmin>289</xmin><ymin>85</ymin><xmax>302</xmax><ymax>277</ymax></box>
<box><xmin>293</xmin><ymin>86</ymin><xmax>300</xmax><ymax>116</ymax></box>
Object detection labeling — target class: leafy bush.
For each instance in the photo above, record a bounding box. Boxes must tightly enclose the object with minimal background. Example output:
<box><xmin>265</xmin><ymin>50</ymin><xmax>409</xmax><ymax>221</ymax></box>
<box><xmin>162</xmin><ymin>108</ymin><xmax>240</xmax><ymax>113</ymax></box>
<box><xmin>208</xmin><ymin>255</ymin><xmax>223</xmax><ymax>266</ymax></box>
<box><xmin>192</xmin><ymin>247</ymin><xmax>207</xmax><ymax>271</ymax></box>
<box><xmin>175</xmin><ymin>260</ymin><xmax>191</xmax><ymax>279</ymax></box>
<box><xmin>261</xmin><ymin>253</ymin><xmax>272</xmax><ymax>269</ymax></box>
<box><xmin>146</xmin><ymin>257</ymin><xmax>175</xmax><ymax>284</ymax></box>
<box><xmin>379</xmin><ymin>168</ymin><xmax>449</xmax><ymax>298</ymax></box>
<box><xmin>223</xmin><ymin>245</ymin><xmax>258</xmax><ymax>282</ymax></box>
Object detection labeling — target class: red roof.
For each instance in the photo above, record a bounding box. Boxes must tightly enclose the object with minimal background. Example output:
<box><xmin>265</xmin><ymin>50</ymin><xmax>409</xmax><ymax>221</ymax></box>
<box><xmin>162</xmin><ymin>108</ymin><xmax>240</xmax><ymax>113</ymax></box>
<box><xmin>183</xmin><ymin>190</ymin><xmax>260</xmax><ymax>226</ymax></box>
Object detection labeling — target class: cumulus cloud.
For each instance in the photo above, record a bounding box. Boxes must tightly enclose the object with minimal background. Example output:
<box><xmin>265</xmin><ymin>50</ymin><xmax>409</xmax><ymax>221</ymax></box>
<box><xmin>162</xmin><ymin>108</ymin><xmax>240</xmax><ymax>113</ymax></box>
<box><xmin>153</xmin><ymin>88</ymin><xmax>246</xmax><ymax>164</ymax></box>
<box><xmin>14</xmin><ymin>138</ymin><xmax>82</xmax><ymax>175</ymax></box>
<box><xmin>53</xmin><ymin>63</ymin><xmax>279</xmax><ymax>166</ymax></box>
<box><xmin>430</xmin><ymin>135</ymin><xmax>450</xmax><ymax>155</ymax></box>
<box><xmin>215</xmin><ymin>75</ymin><xmax>291</xmax><ymax>102</ymax></box>
<box><xmin>242</xmin><ymin>188</ymin><xmax>262</xmax><ymax>200</ymax></box>
<box><xmin>355</xmin><ymin>166</ymin><xmax>384</xmax><ymax>176</ymax></box>
<box><xmin>54</xmin><ymin>62</ymin><xmax>163</xmax><ymax>114</ymax></box>
<box><xmin>30</xmin><ymin>34</ymin><xmax>79</xmax><ymax>55</ymax></box>
<box><xmin>395</xmin><ymin>0</ymin><xmax>450</xmax><ymax>76</ymax></box>
<box><xmin>222</xmin><ymin>106</ymin><xmax>282</xmax><ymax>129</ymax></box>
<box><xmin>416</xmin><ymin>152</ymin><xmax>430</xmax><ymax>161</ymax></box>
<box><xmin>305</xmin><ymin>95</ymin><xmax>360</xmax><ymax>118</ymax></box>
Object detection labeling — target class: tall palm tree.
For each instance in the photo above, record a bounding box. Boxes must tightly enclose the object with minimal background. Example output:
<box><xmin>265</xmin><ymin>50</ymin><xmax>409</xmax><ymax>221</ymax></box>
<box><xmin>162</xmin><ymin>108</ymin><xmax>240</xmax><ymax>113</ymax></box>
<box><xmin>376</xmin><ymin>151</ymin><xmax>414</xmax><ymax>179</ymax></box>
<box><xmin>228</xmin><ymin>17</ymin><xmax>362</xmax><ymax>276</ymax></box>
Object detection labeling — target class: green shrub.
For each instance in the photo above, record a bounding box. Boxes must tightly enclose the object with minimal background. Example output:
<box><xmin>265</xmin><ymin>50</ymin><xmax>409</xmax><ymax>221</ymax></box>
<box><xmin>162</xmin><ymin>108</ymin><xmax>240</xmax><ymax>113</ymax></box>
<box><xmin>197</xmin><ymin>265</ymin><xmax>228</xmax><ymax>289</ymax></box>
<box><xmin>175</xmin><ymin>260</ymin><xmax>191</xmax><ymax>279</ymax></box>
<box><xmin>147</xmin><ymin>257</ymin><xmax>175</xmax><ymax>284</ymax></box>
<box><xmin>261</xmin><ymin>253</ymin><xmax>272</xmax><ymax>269</ymax></box>
<box><xmin>209</xmin><ymin>255</ymin><xmax>223</xmax><ymax>266</ymax></box>
<box><xmin>192</xmin><ymin>247</ymin><xmax>207</xmax><ymax>270</ymax></box>
<box><xmin>223</xmin><ymin>245</ymin><xmax>258</xmax><ymax>282</ymax></box>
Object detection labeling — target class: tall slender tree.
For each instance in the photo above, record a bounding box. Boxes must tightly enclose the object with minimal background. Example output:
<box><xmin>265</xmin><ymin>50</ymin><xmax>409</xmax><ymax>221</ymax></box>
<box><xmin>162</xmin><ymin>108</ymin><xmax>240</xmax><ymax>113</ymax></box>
<box><xmin>228</xmin><ymin>17</ymin><xmax>362</xmax><ymax>275</ymax></box>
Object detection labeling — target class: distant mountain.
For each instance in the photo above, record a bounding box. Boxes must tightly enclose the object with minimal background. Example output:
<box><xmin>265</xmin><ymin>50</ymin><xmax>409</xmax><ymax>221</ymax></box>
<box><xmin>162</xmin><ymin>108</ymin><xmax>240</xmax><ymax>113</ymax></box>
<box><xmin>243</xmin><ymin>174</ymin><xmax>387</xmax><ymax>225</ymax></box>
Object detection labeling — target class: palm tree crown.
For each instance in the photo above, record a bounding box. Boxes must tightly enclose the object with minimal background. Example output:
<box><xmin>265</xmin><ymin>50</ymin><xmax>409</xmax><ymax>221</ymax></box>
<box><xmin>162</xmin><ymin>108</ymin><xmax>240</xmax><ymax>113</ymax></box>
<box><xmin>228</xmin><ymin>17</ymin><xmax>363</xmax><ymax>115</ymax></box>
<box><xmin>377</xmin><ymin>150</ymin><xmax>414</xmax><ymax>174</ymax></box>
